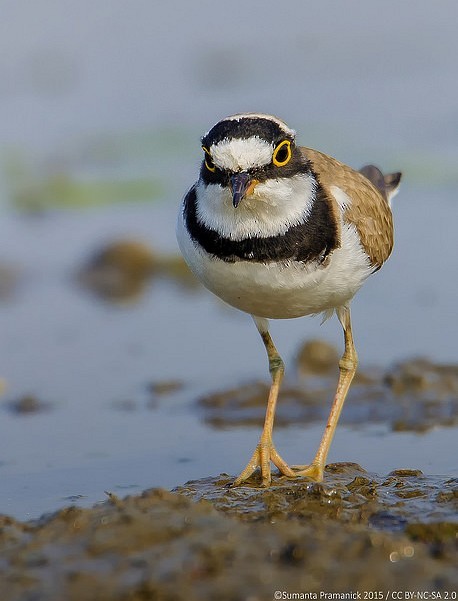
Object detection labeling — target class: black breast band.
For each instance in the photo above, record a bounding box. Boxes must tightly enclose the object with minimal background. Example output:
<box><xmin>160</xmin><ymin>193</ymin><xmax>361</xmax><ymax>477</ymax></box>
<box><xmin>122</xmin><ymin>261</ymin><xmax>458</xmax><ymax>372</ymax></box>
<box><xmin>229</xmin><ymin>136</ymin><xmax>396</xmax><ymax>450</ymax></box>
<box><xmin>183</xmin><ymin>184</ymin><xmax>338</xmax><ymax>264</ymax></box>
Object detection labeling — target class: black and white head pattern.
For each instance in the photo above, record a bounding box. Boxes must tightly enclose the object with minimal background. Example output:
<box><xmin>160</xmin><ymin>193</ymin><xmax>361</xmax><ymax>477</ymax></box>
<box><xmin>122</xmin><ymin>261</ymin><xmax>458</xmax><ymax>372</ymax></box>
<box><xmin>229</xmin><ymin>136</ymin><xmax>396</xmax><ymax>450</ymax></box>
<box><xmin>183</xmin><ymin>113</ymin><xmax>339</xmax><ymax>264</ymax></box>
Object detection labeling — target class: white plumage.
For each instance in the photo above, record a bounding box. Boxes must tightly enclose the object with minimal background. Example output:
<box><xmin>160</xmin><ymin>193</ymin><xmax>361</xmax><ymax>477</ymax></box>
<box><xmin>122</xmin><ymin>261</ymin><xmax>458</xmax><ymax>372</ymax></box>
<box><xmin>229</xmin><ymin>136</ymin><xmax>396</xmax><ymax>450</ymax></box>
<box><xmin>177</xmin><ymin>190</ymin><xmax>372</xmax><ymax>320</ymax></box>
<box><xmin>194</xmin><ymin>172</ymin><xmax>317</xmax><ymax>241</ymax></box>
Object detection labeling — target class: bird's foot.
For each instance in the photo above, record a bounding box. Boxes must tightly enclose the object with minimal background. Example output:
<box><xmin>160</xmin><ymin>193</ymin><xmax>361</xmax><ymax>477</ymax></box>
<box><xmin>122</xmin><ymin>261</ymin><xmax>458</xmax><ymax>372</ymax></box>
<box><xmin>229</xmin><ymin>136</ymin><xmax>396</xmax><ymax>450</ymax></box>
<box><xmin>233</xmin><ymin>439</ymin><xmax>296</xmax><ymax>487</ymax></box>
<box><xmin>290</xmin><ymin>462</ymin><xmax>324</xmax><ymax>482</ymax></box>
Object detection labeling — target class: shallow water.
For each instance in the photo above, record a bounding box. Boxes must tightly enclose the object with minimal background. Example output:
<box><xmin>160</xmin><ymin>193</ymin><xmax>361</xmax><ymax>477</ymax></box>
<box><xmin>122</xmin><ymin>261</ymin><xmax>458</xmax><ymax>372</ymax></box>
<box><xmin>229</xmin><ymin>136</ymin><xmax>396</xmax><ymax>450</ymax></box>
<box><xmin>0</xmin><ymin>191</ymin><xmax>457</xmax><ymax>520</ymax></box>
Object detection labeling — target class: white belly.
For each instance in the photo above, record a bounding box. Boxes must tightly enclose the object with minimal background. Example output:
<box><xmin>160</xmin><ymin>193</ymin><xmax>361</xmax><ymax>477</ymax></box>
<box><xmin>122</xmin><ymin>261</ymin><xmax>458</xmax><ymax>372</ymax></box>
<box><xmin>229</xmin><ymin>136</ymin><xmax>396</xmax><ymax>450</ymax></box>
<box><xmin>177</xmin><ymin>214</ymin><xmax>372</xmax><ymax>319</ymax></box>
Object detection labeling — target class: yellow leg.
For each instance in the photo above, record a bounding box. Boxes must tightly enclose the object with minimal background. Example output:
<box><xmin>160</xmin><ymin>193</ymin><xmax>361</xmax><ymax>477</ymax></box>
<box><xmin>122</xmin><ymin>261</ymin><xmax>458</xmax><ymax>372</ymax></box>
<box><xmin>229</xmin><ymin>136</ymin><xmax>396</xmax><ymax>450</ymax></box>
<box><xmin>293</xmin><ymin>305</ymin><xmax>358</xmax><ymax>481</ymax></box>
<box><xmin>233</xmin><ymin>317</ymin><xmax>296</xmax><ymax>486</ymax></box>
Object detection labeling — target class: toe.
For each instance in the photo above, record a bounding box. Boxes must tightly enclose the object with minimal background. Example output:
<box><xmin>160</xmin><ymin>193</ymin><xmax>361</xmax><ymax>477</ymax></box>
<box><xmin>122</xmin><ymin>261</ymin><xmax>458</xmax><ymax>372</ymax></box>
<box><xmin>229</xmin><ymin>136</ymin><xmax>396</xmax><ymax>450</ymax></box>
<box><xmin>292</xmin><ymin>463</ymin><xmax>324</xmax><ymax>482</ymax></box>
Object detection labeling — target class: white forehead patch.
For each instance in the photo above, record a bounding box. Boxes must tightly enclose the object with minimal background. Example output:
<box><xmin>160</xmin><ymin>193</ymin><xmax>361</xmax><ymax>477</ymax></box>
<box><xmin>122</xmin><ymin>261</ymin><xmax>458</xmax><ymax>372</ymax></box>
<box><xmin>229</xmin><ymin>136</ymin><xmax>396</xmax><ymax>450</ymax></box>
<box><xmin>210</xmin><ymin>137</ymin><xmax>274</xmax><ymax>172</ymax></box>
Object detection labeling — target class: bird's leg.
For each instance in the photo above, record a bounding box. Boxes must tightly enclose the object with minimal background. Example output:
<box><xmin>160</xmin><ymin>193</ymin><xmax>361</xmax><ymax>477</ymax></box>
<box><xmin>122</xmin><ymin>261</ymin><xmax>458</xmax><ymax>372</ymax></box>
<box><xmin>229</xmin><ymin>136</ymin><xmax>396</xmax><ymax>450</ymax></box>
<box><xmin>293</xmin><ymin>305</ymin><xmax>358</xmax><ymax>481</ymax></box>
<box><xmin>233</xmin><ymin>317</ymin><xmax>296</xmax><ymax>486</ymax></box>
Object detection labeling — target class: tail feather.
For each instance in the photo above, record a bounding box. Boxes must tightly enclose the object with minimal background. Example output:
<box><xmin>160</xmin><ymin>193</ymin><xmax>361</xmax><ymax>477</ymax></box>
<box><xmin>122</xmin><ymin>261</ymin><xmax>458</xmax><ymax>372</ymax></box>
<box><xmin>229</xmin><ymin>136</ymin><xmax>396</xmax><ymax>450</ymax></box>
<box><xmin>359</xmin><ymin>165</ymin><xmax>402</xmax><ymax>205</ymax></box>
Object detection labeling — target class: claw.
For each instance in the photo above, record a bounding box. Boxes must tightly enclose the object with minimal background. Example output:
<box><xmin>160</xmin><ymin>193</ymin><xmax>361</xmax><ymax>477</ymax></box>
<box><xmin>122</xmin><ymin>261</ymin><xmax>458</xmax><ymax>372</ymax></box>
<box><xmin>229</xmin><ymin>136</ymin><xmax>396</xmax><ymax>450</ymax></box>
<box><xmin>233</xmin><ymin>440</ymin><xmax>296</xmax><ymax>487</ymax></box>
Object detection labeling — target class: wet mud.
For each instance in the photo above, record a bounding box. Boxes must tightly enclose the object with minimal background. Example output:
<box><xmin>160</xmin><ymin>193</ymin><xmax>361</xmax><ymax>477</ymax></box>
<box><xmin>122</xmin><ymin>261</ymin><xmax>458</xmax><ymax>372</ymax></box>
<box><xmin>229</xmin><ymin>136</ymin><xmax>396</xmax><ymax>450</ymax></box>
<box><xmin>5</xmin><ymin>394</ymin><xmax>53</xmax><ymax>415</ymax></box>
<box><xmin>77</xmin><ymin>238</ymin><xmax>198</xmax><ymax>303</ymax></box>
<box><xmin>199</xmin><ymin>340</ymin><xmax>458</xmax><ymax>433</ymax></box>
<box><xmin>0</xmin><ymin>464</ymin><xmax>456</xmax><ymax>601</ymax></box>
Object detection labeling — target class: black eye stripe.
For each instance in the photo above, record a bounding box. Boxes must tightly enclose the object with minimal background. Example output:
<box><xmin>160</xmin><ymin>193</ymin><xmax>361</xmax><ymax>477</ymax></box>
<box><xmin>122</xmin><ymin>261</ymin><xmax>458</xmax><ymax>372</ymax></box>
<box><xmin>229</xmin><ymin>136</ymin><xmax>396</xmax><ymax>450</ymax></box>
<box><xmin>199</xmin><ymin>145</ymin><xmax>310</xmax><ymax>185</ymax></box>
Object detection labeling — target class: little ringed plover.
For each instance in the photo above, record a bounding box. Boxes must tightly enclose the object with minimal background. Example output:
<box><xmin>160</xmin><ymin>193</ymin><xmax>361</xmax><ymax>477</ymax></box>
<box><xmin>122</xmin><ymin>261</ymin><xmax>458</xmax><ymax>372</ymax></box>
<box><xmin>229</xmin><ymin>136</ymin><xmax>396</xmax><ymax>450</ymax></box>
<box><xmin>177</xmin><ymin>113</ymin><xmax>401</xmax><ymax>486</ymax></box>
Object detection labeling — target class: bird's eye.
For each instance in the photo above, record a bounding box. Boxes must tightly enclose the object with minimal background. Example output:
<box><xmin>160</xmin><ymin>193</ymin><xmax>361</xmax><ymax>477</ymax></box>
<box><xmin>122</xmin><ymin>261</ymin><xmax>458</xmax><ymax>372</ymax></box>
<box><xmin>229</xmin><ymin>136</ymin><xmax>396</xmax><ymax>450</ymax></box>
<box><xmin>272</xmin><ymin>140</ymin><xmax>292</xmax><ymax>167</ymax></box>
<box><xmin>202</xmin><ymin>146</ymin><xmax>216</xmax><ymax>172</ymax></box>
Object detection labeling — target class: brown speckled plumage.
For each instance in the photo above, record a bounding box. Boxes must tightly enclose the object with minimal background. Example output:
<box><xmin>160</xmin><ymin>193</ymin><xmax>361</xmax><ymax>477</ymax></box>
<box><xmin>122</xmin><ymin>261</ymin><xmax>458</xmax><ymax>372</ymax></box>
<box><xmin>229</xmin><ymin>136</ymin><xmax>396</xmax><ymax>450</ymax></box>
<box><xmin>303</xmin><ymin>147</ymin><xmax>395</xmax><ymax>269</ymax></box>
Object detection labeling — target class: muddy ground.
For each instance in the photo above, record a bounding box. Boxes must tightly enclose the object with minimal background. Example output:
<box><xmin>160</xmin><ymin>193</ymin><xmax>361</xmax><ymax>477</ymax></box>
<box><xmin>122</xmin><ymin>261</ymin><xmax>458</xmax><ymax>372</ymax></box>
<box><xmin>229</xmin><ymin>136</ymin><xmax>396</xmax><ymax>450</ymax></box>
<box><xmin>0</xmin><ymin>464</ymin><xmax>456</xmax><ymax>600</ymax></box>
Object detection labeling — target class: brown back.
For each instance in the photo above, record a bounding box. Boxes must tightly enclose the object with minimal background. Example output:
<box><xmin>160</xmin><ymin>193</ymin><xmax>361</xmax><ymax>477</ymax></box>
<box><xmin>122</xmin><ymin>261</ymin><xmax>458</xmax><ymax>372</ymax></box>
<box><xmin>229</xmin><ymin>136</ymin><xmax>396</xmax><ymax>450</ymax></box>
<box><xmin>302</xmin><ymin>147</ymin><xmax>396</xmax><ymax>269</ymax></box>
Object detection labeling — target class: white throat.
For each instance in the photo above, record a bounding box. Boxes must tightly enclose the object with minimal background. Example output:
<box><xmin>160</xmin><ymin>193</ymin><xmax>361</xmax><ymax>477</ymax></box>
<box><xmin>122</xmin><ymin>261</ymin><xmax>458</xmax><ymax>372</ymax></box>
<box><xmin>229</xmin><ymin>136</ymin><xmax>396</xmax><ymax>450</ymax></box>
<box><xmin>195</xmin><ymin>173</ymin><xmax>317</xmax><ymax>241</ymax></box>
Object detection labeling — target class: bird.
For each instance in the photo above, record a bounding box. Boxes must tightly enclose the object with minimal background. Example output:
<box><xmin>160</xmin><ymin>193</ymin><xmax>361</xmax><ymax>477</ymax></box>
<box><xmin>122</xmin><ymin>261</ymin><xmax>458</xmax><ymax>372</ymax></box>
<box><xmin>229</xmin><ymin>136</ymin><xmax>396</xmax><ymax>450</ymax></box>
<box><xmin>176</xmin><ymin>113</ymin><xmax>401</xmax><ymax>486</ymax></box>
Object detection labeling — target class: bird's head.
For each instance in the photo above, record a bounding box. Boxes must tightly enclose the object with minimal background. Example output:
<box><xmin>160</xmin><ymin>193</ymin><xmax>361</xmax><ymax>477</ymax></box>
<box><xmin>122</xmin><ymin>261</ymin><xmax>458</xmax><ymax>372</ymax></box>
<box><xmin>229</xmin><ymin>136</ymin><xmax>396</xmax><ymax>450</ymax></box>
<box><xmin>199</xmin><ymin>113</ymin><xmax>309</xmax><ymax>208</ymax></box>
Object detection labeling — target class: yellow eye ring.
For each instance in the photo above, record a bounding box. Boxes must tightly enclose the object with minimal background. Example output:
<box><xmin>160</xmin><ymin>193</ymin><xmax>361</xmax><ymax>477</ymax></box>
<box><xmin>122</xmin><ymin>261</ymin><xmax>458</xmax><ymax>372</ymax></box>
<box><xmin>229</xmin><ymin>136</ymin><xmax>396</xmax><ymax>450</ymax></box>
<box><xmin>202</xmin><ymin>146</ymin><xmax>216</xmax><ymax>172</ymax></box>
<box><xmin>272</xmin><ymin>139</ymin><xmax>292</xmax><ymax>167</ymax></box>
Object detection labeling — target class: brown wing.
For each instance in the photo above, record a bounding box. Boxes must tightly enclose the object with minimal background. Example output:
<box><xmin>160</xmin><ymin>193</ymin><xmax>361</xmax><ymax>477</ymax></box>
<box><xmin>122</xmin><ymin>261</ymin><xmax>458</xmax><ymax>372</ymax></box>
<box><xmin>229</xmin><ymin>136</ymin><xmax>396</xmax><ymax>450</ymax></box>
<box><xmin>301</xmin><ymin>147</ymin><xmax>395</xmax><ymax>269</ymax></box>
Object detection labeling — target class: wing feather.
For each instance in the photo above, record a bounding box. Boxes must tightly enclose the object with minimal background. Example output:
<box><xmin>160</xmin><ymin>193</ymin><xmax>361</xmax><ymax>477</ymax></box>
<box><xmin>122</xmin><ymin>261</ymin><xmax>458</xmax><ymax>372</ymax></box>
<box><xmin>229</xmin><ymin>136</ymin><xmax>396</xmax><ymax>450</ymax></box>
<box><xmin>301</xmin><ymin>147</ymin><xmax>396</xmax><ymax>269</ymax></box>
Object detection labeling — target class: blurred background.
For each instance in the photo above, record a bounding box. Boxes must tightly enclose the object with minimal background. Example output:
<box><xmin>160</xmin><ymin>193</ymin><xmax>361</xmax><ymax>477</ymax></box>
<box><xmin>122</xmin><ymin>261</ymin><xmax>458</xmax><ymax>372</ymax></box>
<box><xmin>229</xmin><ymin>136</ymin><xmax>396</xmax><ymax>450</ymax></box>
<box><xmin>0</xmin><ymin>0</ymin><xmax>457</xmax><ymax>519</ymax></box>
